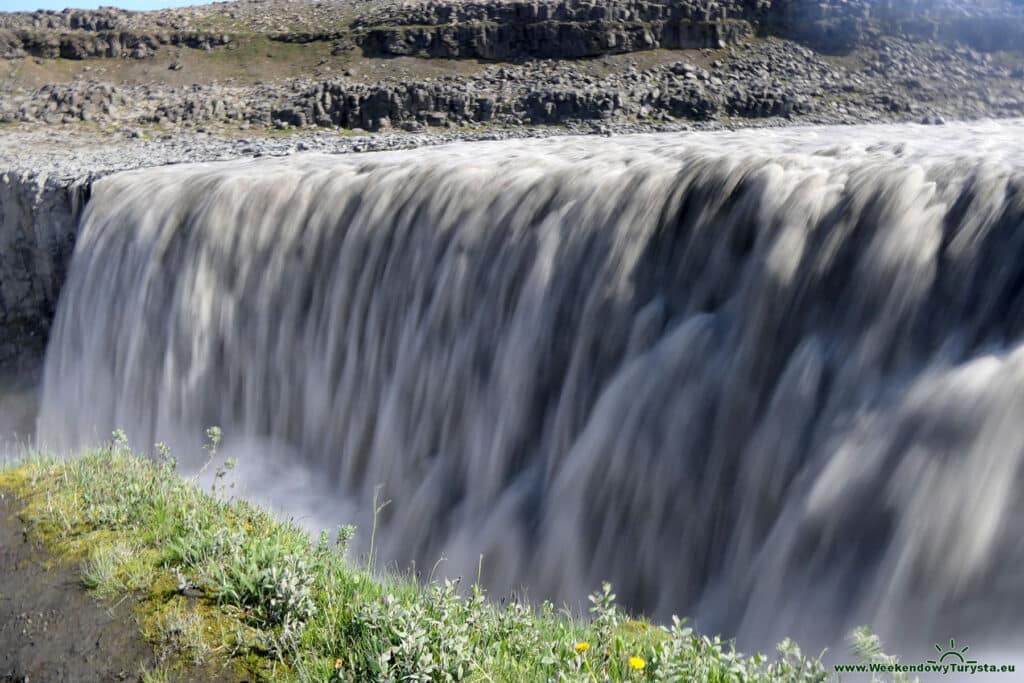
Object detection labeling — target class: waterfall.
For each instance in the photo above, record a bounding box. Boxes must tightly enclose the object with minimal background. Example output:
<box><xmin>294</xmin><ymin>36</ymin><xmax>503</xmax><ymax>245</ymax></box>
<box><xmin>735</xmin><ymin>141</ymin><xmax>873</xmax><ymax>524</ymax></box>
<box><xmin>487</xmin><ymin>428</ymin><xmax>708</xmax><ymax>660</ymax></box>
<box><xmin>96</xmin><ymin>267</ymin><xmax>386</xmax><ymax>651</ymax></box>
<box><xmin>38</xmin><ymin>120</ymin><xmax>1024</xmax><ymax>654</ymax></box>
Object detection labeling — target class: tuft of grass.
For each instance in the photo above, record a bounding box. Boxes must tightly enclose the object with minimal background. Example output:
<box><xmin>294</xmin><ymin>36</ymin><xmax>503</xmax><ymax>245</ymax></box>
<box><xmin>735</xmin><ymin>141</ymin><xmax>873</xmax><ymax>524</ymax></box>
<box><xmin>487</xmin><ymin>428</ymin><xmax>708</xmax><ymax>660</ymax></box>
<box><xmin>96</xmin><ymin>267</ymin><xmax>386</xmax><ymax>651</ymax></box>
<box><xmin>140</xmin><ymin>665</ymin><xmax>174</xmax><ymax>683</ymax></box>
<box><xmin>151</xmin><ymin>601</ymin><xmax>212</xmax><ymax>665</ymax></box>
<box><xmin>0</xmin><ymin>436</ymin><xmax>912</xmax><ymax>682</ymax></box>
<box><xmin>80</xmin><ymin>539</ymin><xmax>144</xmax><ymax>598</ymax></box>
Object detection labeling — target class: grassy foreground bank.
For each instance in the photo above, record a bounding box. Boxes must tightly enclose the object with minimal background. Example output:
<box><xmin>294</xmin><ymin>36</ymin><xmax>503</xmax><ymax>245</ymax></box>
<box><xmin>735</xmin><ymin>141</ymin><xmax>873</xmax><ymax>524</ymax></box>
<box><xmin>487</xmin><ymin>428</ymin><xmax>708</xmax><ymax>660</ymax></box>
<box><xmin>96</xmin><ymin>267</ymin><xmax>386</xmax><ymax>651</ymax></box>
<box><xmin>1</xmin><ymin>435</ymin><xmax>901</xmax><ymax>682</ymax></box>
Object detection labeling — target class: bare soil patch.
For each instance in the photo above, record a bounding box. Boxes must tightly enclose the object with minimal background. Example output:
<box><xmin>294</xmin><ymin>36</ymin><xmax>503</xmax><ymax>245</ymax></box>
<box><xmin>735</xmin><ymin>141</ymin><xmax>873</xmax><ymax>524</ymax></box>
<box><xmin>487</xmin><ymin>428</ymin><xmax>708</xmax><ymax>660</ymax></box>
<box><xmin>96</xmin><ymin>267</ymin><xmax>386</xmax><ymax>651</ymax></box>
<box><xmin>0</xmin><ymin>493</ymin><xmax>236</xmax><ymax>683</ymax></box>
<box><xmin>0</xmin><ymin>494</ymin><xmax>156</xmax><ymax>681</ymax></box>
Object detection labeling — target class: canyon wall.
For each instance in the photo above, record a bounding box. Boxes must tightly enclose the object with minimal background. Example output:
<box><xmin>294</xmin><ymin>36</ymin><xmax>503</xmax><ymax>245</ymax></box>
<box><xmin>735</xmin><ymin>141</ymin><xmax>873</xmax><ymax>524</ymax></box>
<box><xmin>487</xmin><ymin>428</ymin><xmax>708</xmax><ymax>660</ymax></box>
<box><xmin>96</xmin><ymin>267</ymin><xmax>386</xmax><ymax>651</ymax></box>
<box><xmin>0</xmin><ymin>172</ymin><xmax>89</xmax><ymax>371</ymax></box>
<box><xmin>3</xmin><ymin>1</ymin><xmax>1023</xmax><ymax>63</ymax></box>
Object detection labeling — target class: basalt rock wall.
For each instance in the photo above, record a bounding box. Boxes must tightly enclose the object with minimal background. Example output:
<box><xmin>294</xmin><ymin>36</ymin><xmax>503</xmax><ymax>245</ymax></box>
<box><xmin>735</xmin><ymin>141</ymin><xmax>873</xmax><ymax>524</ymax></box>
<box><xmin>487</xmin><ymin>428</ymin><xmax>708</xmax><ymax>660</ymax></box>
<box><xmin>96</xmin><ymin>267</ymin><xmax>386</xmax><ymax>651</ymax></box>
<box><xmin>2</xmin><ymin>0</ymin><xmax>1023</xmax><ymax>63</ymax></box>
<box><xmin>357</xmin><ymin>19</ymin><xmax>753</xmax><ymax>59</ymax></box>
<box><xmin>354</xmin><ymin>0</ymin><xmax>765</xmax><ymax>59</ymax></box>
<box><xmin>764</xmin><ymin>0</ymin><xmax>1024</xmax><ymax>53</ymax></box>
<box><xmin>0</xmin><ymin>172</ymin><xmax>90</xmax><ymax>371</ymax></box>
<box><xmin>0</xmin><ymin>28</ymin><xmax>231</xmax><ymax>60</ymax></box>
<box><xmin>355</xmin><ymin>0</ymin><xmax>1024</xmax><ymax>59</ymax></box>
<box><xmin>269</xmin><ymin>72</ymin><xmax>811</xmax><ymax>132</ymax></box>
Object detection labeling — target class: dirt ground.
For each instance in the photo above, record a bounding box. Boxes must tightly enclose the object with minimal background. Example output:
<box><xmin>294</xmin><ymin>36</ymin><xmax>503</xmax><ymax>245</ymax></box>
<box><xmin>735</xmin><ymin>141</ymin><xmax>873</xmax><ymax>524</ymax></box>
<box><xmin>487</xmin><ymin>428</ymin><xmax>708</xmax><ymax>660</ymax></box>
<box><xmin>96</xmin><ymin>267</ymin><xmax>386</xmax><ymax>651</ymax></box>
<box><xmin>0</xmin><ymin>493</ymin><xmax>162</xmax><ymax>682</ymax></box>
<box><xmin>0</xmin><ymin>490</ymin><xmax>250</xmax><ymax>683</ymax></box>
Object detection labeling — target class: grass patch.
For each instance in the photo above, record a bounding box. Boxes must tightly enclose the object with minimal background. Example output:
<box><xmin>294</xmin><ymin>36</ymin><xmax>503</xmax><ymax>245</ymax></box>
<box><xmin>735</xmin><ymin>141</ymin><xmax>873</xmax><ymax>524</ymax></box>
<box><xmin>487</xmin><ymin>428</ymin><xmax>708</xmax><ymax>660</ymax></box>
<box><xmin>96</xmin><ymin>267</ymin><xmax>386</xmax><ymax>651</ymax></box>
<box><xmin>0</xmin><ymin>434</ymin><xmax>910</xmax><ymax>681</ymax></box>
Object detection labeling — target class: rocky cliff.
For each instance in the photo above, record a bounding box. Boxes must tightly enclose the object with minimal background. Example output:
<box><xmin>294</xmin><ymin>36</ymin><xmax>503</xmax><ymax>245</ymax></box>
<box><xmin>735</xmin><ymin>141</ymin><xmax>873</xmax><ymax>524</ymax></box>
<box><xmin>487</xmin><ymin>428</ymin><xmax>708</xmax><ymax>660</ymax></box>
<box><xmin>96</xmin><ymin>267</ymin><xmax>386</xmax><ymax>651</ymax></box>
<box><xmin>0</xmin><ymin>28</ymin><xmax>231</xmax><ymax>60</ymax></box>
<box><xmin>765</xmin><ymin>0</ymin><xmax>1024</xmax><ymax>53</ymax></box>
<box><xmin>0</xmin><ymin>172</ymin><xmax>88</xmax><ymax>370</ymax></box>
<box><xmin>353</xmin><ymin>0</ymin><xmax>764</xmax><ymax>59</ymax></box>
<box><xmin>2</xmin><ymin>0</ymin><xmax>1023</xmax><ymax>63</ymax></box>
<box><xmin>352</xmin><ymin>0</ymin><xmax>1024</xmax><ymax>59</ymax></box>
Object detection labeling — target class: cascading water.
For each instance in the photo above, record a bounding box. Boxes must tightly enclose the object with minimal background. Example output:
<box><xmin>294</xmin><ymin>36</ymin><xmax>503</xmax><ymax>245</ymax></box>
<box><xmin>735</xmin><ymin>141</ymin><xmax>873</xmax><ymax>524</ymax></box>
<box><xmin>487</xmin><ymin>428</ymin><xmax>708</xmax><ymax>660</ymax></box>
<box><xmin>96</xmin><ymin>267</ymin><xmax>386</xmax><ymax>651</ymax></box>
<box><xmin>37</xmin><ymin>120</ymin><xmax>1024</xmax><ymax>657</ymax></box>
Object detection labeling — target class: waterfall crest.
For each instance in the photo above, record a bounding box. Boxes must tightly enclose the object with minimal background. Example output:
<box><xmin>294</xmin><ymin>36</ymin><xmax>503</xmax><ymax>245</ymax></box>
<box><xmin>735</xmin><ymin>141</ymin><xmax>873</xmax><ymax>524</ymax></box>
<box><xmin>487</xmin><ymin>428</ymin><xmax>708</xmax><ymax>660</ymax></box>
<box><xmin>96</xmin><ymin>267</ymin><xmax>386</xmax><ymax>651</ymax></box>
<box><xmin>39</xmin><ymin>120</ymin><xmax>1024</xmax><ymax>652</ymax></box>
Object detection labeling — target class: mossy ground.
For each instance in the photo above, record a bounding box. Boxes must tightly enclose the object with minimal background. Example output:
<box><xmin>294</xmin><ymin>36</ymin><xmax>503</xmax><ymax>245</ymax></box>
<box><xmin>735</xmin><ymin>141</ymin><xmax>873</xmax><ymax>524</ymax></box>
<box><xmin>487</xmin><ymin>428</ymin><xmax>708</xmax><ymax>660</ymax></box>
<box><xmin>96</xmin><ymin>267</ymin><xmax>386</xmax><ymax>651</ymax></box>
<box><xmin>0</xmin><ymin>438</ymin><xmax>910</xmax><ymax>682</ymax></box>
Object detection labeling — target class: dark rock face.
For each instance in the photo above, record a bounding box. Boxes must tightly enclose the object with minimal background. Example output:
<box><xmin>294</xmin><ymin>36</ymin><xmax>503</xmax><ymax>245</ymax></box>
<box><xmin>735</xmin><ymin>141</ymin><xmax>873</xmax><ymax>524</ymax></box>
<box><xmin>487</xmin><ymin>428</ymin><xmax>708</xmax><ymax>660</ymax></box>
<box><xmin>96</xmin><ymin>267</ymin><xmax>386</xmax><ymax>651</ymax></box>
<box><xmin>763</xmin><ymin>0</ymin><xmax>1024</xmax><ymax>54</ymax></box>
<box><xmin>0</xmin><ymin>30</ymin><xmax>23</xmax><ymax>59</ymax></box>
<box><xmin>2</xmin><ymin>0</ymin><xmax>1023</xmax><ymax>63</ymax></box>
<box><xmin>355</xmin><ymin>0</ymin><xmax>765</xmax><ymax>59</ymax></box>
<box><xmin>0</xmin><ymin>7</ymin><xmax>133</xmax><ymax>32</ymax></box>
<box><xmin>2</xmin><ymin>29</ymin><xmax>1019</xmax><ymax>132</ymax></box>
<box><xmin>2</xmin><ymin>82</ymin><xmax>135</xmax><ymax>125</ymax></box>
<box><xmin>355</xmin><ymin>0</ymin><xmax>1024</xmax><ymax>61</ymax></box>
<box><xmin>267</xmin><ymin>65</ymin><xmax>814</xmax><ymax>133</ymax></box>
<box><xmin>0</xmin><ymin>172</ymin><xmax>88</xmax><ymax>370</ymax></box>
<box><xmin>356</xmin><ymin>0</ymin><xmax>760</xmax><ymax>26</ymax></box>
<box><xmin>0</xmin><ymin>29</ymin><xmax>230</xmax><ymax>60</ymax></box>
<box><xmin>934</xmin><ymin>15</ymin><xmax>1024</xmax><ymax>53</ymax></box>
<box><xmin>358</xmin><ymin>19</ymin><xmax>753</xmax><ymax>60</ymax></box>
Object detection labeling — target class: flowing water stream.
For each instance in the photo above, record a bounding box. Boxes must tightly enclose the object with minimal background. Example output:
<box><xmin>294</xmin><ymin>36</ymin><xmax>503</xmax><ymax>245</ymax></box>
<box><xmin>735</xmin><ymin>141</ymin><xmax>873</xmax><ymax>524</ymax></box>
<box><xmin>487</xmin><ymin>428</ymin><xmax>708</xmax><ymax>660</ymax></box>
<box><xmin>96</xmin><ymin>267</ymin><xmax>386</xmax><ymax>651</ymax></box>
<box><xmin>36</xmin><ymin>119</ymin><xmax>1024</xmax><ymax>658</ymax></box>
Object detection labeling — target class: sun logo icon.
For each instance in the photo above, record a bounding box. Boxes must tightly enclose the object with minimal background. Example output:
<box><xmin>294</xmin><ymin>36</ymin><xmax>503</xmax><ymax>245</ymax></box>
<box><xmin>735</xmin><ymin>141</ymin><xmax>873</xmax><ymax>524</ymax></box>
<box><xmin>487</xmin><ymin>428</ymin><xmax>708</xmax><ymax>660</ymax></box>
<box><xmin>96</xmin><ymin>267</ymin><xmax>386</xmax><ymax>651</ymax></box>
<box><xmin>927</xmin><ymin>639</ymin><xmax>978</xmax><ymax>665</ymax></box>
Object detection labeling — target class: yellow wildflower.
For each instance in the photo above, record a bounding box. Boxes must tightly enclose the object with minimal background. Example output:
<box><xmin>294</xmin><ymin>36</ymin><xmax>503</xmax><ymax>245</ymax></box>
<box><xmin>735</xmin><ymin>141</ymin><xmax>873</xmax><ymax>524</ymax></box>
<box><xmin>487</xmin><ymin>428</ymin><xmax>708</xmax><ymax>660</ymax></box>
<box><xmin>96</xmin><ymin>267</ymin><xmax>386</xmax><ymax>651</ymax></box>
<box><xmin>575</xmin><ymin>641</ymin><xmax>591</xmax><ymax>654</ymax></box>
<box><xmin>628</xmin><ymin>656</ymin><xmax>646</xmax><ymax>671</ymax></box>
<box><xmin>334</xmin><ymin>658</ymin><xmax>344</xmax><ymax>670</ymax></box>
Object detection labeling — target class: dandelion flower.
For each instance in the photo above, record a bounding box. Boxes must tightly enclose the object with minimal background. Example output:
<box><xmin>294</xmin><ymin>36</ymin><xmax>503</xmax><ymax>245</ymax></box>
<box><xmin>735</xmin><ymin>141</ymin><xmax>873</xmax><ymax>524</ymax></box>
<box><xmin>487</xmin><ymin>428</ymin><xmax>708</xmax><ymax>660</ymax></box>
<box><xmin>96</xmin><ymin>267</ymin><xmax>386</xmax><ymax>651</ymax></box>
<box><xmin>334</xmin><ymin>657</ymin><xmax>344</xmax><ymax>670</ymax></box>
<box><xmin>575</xmin><ymin>641</ymin><xmax>591</xmax><ymax>654</ymax></box>
<box><xmin>628</xmin><ymin>656</ymin><xmax>646</xmax><ymax>671</ymax></box>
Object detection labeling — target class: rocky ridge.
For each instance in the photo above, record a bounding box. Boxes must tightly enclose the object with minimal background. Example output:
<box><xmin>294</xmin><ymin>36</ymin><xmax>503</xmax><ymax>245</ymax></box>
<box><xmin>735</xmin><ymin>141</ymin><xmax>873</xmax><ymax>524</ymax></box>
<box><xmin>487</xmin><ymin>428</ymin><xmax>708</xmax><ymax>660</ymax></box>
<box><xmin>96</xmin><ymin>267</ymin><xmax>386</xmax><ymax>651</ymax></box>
<box><xmin>0</xmin><ymin>0</ymin><xmax>1023</xmax><ymax>372</ymax></box>
<box><xmin>0</xmin><ymin>171</ymin><xmax>86</xmax><ymax>371</ymax></box>
<box><xmin>2</xmin><ymin>35</ymin><xmax>1020</xmax><ymax>132</ymax></box>
<box><xmin>765</xmin><ymin>0</ymin><xmax>1024</xmax><ymax>53</ymax></box>
<box><xmin>0</xmin><ymin>27</ymin><xmax>231</xmax><ymax>60</ymax></box>
<box><xmin>353</xmin><ymin>0</ymin><xmax>765</xmax><ymax>60</ymax></box>
<box><xmin>2</xmin><ymin>0</ymin><xmax>1023</xmax><ymax>62</ymax></box>
<box><xmin>0</xmin><ymin>1</ymin><xmax>1021</xmax><ymax>134</ymax></box>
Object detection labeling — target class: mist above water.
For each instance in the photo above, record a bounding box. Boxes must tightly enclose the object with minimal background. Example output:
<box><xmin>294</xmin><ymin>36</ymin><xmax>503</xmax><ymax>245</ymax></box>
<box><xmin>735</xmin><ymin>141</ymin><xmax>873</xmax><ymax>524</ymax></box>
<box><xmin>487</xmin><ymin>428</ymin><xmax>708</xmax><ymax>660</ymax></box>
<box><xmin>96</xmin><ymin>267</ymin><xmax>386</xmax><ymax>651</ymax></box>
<box><xmin>37</xmin><ymin>119</ymin><xmax>1024</xmax><ymax>658</ymax></box>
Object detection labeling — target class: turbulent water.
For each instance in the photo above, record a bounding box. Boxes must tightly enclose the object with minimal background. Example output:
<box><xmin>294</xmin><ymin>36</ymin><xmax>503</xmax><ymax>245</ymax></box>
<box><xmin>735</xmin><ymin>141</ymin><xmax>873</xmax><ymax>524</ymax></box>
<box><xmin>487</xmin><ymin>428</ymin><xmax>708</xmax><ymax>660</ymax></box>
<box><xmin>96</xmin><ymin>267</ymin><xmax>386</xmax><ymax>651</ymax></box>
<box><xmin>37</xmin><ymin>120</ymin><xmax>1024</xmax><ymax>656</ymax></box>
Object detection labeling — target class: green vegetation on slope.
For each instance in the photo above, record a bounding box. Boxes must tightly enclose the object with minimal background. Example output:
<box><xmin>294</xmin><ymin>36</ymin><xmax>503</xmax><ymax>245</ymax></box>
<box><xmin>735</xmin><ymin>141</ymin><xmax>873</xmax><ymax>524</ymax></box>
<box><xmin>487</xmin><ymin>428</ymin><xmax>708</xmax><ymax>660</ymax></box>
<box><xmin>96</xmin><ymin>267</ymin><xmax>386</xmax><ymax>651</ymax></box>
<box><xmin>0</xmin><ymin>432</ymin><xmax>906</xmax><ymax>682</ymax></box>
